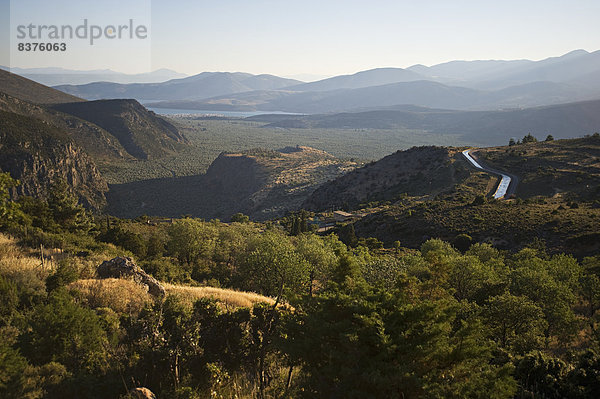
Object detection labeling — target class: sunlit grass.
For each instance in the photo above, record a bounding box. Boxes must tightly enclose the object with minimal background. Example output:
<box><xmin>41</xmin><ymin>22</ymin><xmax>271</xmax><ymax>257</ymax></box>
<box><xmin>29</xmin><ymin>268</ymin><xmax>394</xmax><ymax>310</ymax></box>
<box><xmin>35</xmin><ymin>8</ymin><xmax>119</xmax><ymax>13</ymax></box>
<box><xmin>163</xmin><ymin>282</ymin><xmax>275</xmax><ymax>308</ymax></box>
<box><xmin>69</xmin><ymin>278</ymin><xmax>153</xmax><ymax>315</ymax></box>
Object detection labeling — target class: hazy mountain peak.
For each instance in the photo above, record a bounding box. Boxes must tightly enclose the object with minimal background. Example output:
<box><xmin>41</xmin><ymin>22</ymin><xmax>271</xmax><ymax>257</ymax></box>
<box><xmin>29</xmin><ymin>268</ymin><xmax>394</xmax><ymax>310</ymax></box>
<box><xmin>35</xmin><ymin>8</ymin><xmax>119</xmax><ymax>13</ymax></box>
<box><xmin>284</xmin><ymin>67</ymin><xmax>426</xmax><ymax>92</ymax></box>
<box><xmin>559</xmin><ymin>49</ymin><xmax>589</xmax><ymax>58</ymax></box>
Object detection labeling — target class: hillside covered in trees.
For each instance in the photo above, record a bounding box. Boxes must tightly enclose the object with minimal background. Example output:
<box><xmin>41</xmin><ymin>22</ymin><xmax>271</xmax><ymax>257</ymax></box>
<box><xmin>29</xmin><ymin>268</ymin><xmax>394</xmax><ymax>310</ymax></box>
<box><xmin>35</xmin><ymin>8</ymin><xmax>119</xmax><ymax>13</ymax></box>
<box><xmin>1</xmin><ymin>171</ymin><xmax>600</xmax><ymax>398</ymax></box>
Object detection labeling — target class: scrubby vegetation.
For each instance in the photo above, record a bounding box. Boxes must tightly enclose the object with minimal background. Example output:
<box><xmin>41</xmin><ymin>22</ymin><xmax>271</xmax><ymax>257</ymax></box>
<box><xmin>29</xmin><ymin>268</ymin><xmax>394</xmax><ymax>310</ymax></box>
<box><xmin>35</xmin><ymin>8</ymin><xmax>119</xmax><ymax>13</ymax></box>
<box><xmin>2</xmin><ymin>171</ymin><xmax>600</xmax><ymax>398</ymax></box>
<box><xmin>100</xmin><ymin>118</ymin><xmax>472</xmax><ymax>184</ymax></box>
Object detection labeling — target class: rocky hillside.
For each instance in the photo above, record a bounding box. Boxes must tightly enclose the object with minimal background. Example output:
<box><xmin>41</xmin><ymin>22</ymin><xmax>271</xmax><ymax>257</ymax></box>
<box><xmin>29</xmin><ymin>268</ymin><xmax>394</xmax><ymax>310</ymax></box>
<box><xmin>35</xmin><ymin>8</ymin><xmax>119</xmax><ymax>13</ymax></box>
<box><xmin>0</xmin><ymin>110</ymin><xmax>108</xmax><ymax>210</ymax></box>
<box><xmin>0</xmin><ymin>92</ymin><xmax>132</xmax><ymax>161</ymax></box>
<box><xmin>107</xmin><ymin>146</ymin><xmax>358</xmax><ymax>220</ymax></box>
<box><xmin>0</xmin><ymin>71</ymin><xmax>193</xmax><ymax>211</ymax></box>
<box><xmin>475</xmin><ymin>135</ymin><xmax>600</xmax><ymax>200</ymax></box>
<box><xmin>51</xmin><ymin>99</ymin><xmax>187</xmax><ymax>160</ymax></box>
<box><xmin>311</xmin><ymin>136</ymin><xmax>600</xmax><ymax>256</ymax></box>
<box><xmin>304</xmin><ymin>146</ymin><xmax>471</xmax><ymax>211</ymax></box>
<box><xmin>0</xmin><ymin>71</ymin><xmax>187</xmax><ymax>162</ymax></box>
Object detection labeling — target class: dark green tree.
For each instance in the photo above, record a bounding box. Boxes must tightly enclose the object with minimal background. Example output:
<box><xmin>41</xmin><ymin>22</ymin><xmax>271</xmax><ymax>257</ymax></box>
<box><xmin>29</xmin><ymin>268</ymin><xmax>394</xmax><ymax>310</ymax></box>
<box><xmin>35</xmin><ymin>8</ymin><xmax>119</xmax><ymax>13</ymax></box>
<box><xmin>482</xmin><ymin>293</ymin><xmax>546</xmax><ymax>353</ymax></box>
<box><xmin>453</xmin><ymin>233</ymin><xmax>473</xmax><ymax>253</ymax></box>
<box><xmin>0</xmin><ymin>172</ymin><xmax>23</xmax><ymax>229</ymax></box>
<box><xmin>19</xmin><ymin>290</ymin><xmax>109</xmax><ymax>372</ymax></box>
<box><xmin>338</xmin><ymin>224</ymin><xmax>358</xmax><ymax>247</ymax></box>
<box><xmin>522</xmin><ymin>133</ymin><xmax>538</xmax><ymax>144</ymax></box>
<box><xmin>230</xmin><ymin>213</ymin><xmax>250</xmax><ymax>223</ymax></box>
<box><xmin>47</xmin><ymin>179</ymin><xmax>92</xmax><ymax>233</ymax></box>
<box><xmin>286</xmin><ymin>285</ymin><xmax>516</xmax><ymax>398</ymax></box>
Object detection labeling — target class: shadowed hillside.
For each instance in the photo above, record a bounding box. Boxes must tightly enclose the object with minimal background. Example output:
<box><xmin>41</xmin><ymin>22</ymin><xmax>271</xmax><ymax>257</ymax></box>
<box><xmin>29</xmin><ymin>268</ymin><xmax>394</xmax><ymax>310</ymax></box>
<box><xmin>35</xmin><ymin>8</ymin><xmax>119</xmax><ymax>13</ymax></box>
<box><xmin>51</xmin><ymin>99</ymin><xmax>187</xmax><ymax>160</ymax></box>
<box><xmin>107</xmin><ymin>146</ymin><xmax>357</xmax><ymax>220</ymax></box>
<box><xmin>0</xmin><ymin>92</ymin><xmax>132</xmax><ymax>161</ymax></box>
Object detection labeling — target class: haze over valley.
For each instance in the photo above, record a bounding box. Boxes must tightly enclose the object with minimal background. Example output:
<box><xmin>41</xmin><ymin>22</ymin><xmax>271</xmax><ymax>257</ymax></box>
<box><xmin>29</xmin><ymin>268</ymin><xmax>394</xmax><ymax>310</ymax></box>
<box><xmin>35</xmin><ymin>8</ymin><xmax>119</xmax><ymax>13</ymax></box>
<box><xmin>2</xmin><ymin>1</ymin><xmax>600</xmax><ymax>397</ymax></box>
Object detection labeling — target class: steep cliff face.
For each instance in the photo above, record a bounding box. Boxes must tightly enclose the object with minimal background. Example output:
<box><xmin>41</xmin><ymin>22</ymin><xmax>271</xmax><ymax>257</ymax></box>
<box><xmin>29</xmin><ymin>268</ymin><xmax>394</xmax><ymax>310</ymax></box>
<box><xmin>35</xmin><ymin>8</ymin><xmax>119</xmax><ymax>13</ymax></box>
<box><xmin>0</xmin><ymin>110</ymin><xmax>108</xmax><ymax>210</ymax></box>
<box><xmin>205</xmin><ymin>152</ymin><xmax>270</xmax><ymax>197</ymax></box>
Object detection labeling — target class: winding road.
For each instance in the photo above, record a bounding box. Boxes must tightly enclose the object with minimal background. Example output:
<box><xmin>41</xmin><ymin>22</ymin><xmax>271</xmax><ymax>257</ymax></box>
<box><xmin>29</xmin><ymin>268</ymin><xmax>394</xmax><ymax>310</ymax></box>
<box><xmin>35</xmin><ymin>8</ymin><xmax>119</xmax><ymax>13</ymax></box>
<box><xmin>462</xmin><ymin>149</ymin><xmax>518</xmax><ymax>199</ymax></box>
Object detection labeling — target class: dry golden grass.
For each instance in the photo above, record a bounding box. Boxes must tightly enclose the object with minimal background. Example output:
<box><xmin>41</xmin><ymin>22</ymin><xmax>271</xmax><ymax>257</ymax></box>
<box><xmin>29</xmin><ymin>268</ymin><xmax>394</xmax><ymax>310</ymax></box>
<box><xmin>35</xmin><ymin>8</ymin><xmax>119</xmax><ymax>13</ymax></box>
<box><xmin>0</xmin><ymin>233</ymin><xmax>50</xmax><ymax>294</ymax></box>
<box><xmin>163</xmin><ymin>283</ymin><xmax>275</xmax><ymax>309</ymax></box>
<box><xmin>69</xmin><ymin>278</ymin><xmax>153</xmax><ymax>315</ymax></box>
<box><xmin>1</xmin><ymin>233</ymin><xmax>275</xmax><ymax>313</ymax></box>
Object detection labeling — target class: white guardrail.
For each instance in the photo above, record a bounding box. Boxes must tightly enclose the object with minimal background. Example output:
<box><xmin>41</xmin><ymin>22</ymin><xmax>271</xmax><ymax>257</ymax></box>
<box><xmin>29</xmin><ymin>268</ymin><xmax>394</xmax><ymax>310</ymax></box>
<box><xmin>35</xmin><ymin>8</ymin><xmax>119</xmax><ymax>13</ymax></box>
<box><xmin>462</xmin><ymin>149</ymin><xmax>511</xmax><ymax>199</ymax></box>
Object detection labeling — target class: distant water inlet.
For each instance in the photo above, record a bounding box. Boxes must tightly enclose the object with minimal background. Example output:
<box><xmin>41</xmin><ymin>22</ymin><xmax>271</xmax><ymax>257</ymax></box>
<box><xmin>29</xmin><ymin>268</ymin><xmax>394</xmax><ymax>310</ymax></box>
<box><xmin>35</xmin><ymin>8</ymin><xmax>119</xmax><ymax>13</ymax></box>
<box><xmin>462</xmin><ymin>149</ymin><xmax>512</xmax><ymax>199</ymax></box>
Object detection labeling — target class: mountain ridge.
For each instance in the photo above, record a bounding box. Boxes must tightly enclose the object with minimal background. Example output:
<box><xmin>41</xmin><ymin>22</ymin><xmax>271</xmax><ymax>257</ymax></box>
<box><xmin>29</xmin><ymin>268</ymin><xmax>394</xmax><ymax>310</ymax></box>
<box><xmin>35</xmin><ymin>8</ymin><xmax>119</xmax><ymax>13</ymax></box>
<box><xmin>54</xmin><ymin>72</ymin><xmax>302</xmax><ymax>101</ymax></box>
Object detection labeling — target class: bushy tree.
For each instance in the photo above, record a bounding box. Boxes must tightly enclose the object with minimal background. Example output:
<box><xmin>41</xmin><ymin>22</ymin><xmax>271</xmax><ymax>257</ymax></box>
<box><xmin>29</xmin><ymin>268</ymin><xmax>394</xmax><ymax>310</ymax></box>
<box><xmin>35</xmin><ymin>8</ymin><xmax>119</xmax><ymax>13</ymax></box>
<box><xmin>448</xmin><ymin>255</ymin><xmax>500</xmax><ymax>302</ymax></box>
<box><xmin>338</xmin><ymin>223</ymin><xmax>358</xmax><ymax>247</ymax></box>
<box><xmin>522</xmin><ymin>133</ymin><xmax>538</xmax><ymax>144</ymax></box>
<box><xmin>514</xmin><ymin>351</ymin><xmax>569</xmax><ymax>398</ymax></box>
<box><xmin>453</xmin><ymin>233</ymin><xmax>473</xmax><ymax>253</ymax></box>
<box><xmin>295</xmin><ymin>233</ymin><xmax>338</xmax><ymax>295</ymax></box>
<box><xmin>510</xmin><ymin>253</ymin><xmax>580</xmax><ymax>342</ymax></box>
<box><xmin>167</xmin><ymin>218</ymin><xmax>216</xmax><ymax>265</ymax></box>
<box><xmin>240</xmin><ymin>231</ymin><xmax>310</xmax><ymax>299</ymax></box>
<box><xmin>230</xmin><ymin>213</ymin><xmax>250</xmax><ymax>223</ymax></box>
<box><xmin>19</xmin><ymin>290</ymin><xmax>109</xmax><ymax>373</ymax></box>
<box><xmin>482</xmin><ymin>293</ymin><xmax>546</xmax><ymax>353</ymax></box>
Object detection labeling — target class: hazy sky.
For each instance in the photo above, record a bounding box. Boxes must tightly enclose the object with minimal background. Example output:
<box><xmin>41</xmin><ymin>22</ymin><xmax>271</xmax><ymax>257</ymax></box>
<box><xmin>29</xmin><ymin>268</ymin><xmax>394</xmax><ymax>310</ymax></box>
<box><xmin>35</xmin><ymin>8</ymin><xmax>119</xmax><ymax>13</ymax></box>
<box><xmin>1</xmin><ymin>0</ymin><xmax>599</xmax><ymax>77</ymax></box>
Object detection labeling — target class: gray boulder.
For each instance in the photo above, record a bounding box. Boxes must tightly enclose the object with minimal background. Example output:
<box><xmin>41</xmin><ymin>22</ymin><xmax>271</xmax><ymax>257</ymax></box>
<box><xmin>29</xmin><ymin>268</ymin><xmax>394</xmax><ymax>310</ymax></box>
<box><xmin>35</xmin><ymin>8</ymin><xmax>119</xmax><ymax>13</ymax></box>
<box><xmin>97</xmin><ymin>256</ymin><xmax>165</xmax><ymax>298</ymax></box>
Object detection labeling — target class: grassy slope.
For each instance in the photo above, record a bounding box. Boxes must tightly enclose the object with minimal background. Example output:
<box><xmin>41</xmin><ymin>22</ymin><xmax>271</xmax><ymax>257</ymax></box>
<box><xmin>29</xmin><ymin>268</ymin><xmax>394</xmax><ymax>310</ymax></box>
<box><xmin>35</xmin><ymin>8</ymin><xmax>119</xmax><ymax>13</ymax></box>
<box><xmin>1</xmin><ymin>233</ymin><xmax>272</xmax><ymax>315</ymax></box>
<box><xmin>163</xmin><ymin>283</ymin><xmax>274</xmax><ymax>308</ymax></box>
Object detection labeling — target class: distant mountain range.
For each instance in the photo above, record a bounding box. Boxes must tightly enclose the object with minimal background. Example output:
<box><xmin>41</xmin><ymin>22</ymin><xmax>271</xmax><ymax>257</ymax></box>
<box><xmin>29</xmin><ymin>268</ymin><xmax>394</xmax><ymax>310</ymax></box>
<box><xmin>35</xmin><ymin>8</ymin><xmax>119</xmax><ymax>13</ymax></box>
<box><xmin>0</xmin><ymin>66</ymin><xmax>187</xmax><ymax>86</ymax></box>
<box><xmin>54</xmin><ymin>72</ymin><xmax>302</xmax><ymax>101</ymax></box>
<box><xmin>49</xmin><ymin>49</ymin><xmax>600</xmax><ymax>112</ymax></box>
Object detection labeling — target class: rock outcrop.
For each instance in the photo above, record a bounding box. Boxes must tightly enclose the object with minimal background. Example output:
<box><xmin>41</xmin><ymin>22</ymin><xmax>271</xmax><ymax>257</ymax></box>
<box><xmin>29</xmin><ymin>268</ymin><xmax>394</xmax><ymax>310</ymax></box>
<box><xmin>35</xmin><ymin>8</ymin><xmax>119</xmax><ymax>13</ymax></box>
<box><xmin>0</xmin><ymin>109</ymin><xmax>109</xmax><ymax>211</ymax></box>
<box><xmin>97</xmin><ymin>257</ymin><xmax>165</xmax><ymax>298</ymax></box>
<box><xmin>129</xmin><ymin>387</ymin><xmax>156</xmax><ymax>399</ymax></box>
